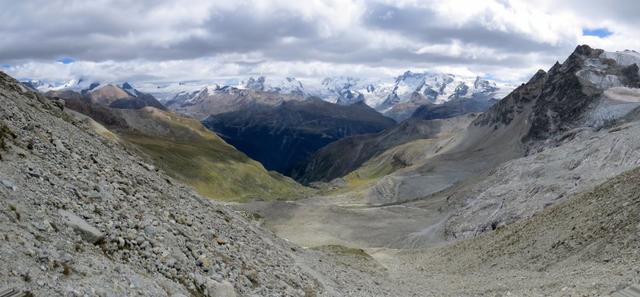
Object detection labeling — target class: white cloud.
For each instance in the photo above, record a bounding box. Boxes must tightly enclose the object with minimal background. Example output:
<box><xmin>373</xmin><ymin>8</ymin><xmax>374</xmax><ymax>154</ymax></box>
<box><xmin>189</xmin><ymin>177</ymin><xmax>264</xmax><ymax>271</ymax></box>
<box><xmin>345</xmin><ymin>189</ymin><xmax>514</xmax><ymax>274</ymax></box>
<box><xmin>1</xmin><ymin>0</ymin><xmax>639</xmax><ymax>85</ymax></box>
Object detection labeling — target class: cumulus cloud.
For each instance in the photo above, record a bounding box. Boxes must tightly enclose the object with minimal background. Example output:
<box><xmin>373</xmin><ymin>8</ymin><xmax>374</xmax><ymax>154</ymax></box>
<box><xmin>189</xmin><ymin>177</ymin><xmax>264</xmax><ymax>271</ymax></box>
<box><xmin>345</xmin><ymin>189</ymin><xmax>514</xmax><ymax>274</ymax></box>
<box><xmin>1</xmin><ymin>0</ymin><xmax>639</xmax><ymax>84</ymax></box>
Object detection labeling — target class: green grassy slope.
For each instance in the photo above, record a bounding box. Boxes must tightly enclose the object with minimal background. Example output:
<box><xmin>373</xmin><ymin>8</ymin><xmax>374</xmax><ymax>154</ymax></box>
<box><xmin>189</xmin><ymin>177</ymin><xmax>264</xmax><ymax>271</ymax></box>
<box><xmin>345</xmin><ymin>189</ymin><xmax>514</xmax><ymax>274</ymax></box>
<box><xmin>114</xmin><ymin>107</ymin><xmax>310</xmax><ymax>202</ymax></box>
<box><xmin>64</xmin><ymin>103</ymin><xmax>310</xmax><ymax>202</ymax></box>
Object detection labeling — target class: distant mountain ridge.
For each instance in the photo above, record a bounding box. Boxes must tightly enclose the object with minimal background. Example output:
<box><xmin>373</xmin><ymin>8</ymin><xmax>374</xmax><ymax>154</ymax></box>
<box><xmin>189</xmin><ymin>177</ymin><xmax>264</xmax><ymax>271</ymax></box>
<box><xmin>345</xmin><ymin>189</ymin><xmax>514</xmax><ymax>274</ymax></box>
<box><xmin>30</xmin><ymin>70</ymin><xmax>506</xmax><ymax>121</ymax></box>
<box><xmin>158</xmin><ymin>72</ymin><xmax>504</xmax><ymax>121</ymax></box>
<box><xmin>377</xmin><ymin>72</ymin><xmax>501</xmax><ymax>120</ymax></box>
<box><xmin>44</xmin><ymin>82</ymin><xmax>166</xmax><ymax>111</ymax></box>
<box><xmin>164</xmin><ymin>83</ymin><xmax>303</xmax><ymax>119</ymax></box>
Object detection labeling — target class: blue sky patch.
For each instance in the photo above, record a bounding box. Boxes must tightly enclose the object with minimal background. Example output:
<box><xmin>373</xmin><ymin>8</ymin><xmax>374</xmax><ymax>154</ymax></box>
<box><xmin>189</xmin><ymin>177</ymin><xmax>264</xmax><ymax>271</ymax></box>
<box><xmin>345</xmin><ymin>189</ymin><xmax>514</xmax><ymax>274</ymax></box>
<box><xmin>1</xmin><ymin>64</ymin><xmax>10</xmax><ymax>69</ymax></box>
<box><xmin>57</xmin><ymin>57</ymin><xmax>76</xmax><ymax>64</ymax></box>
<box><xmin>483</xmin><ymin>74</ymin><xmax>496</xmax><ymax>80</ymax></box>
<box><xmin>582</xmin><ymin>27</ymin><xmax>613</xmax><ymax>38</ymax></box>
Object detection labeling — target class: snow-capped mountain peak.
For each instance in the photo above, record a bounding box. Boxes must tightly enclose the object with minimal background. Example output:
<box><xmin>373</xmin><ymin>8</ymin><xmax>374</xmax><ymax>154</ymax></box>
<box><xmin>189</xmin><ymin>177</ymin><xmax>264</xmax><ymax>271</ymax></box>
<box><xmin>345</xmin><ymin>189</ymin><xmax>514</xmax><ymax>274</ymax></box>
<box><xmin>24</xmin><ymin>71</ymin><xmax>507</xmax><ymax>122</ymax></box>
<box><xmin>270</xmin><ymin>77</ymin><xmax>305</xmax><ymax>96</ymax></box>
<box><xmin>121</xmin><ymin>82</ymin><xmax>139</xmax><ymax>97</ymax></box>
<box><xmin>380</xmin><ymin>71</ymin><xmax>500</xmax><ymax>109</ymax></box>
<box><xmin>21</xmin><ymin>78</ymin><xmax>103</xmax><ymax>94</ymax></box>
<box><xmin>320</xmin><ymin>76</ymin><xmax>366</xmax><ymax>105</ymax></box>
<box><xmin>240</xmin><ymin>76</ymin><xmax>305</xmax><ymax>96</ymax></box>
<box><xmin>244</xmin><ymin>76</ymin><xmax>266</xmax><ymax>91</ymax></box>
<box><xmin>321</xmin><ymin>76</ymin><xmax>359</xmax><ymax>91</ymax></box>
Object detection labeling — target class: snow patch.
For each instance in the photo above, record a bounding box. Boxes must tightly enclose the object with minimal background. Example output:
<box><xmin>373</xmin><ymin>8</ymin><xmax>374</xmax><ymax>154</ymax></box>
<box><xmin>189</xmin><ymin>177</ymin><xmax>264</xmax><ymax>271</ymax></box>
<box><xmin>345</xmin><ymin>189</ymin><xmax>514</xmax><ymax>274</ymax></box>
<box><xmin>586</xmin><ymin>88</ymin><xmax>640</xmax><ymax>127</ymax></box>
<box><xmin>602</xmin><ymin>50</ymin><xmax>640</xmax><ymax>67</ymax></box>
<box><xmin>604</xmin><ymin>87</ymin><xmax>640</xmax><ymax>103</ymax></box>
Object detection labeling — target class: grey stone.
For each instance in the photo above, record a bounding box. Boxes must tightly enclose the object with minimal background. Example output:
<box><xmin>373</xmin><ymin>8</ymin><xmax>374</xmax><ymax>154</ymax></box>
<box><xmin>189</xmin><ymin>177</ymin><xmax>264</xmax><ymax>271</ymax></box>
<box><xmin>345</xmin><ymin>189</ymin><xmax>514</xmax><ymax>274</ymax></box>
<box><xmin>205</xmin><ymin>279</ymin><xmax>237</xmax><ymax>297</ymax></box>
<box><xmin>53</xmin><ymin>138</ymin><xmax>67</xmax><ymax>152</ymax></box>
<box><xmin>138</xmin><ymin>161</ymin><xmax>156</xmax><ymax>172</ymax></box>
<box><xmin>86</xmin><ymin>190</ymin><xmax>103</xmax><ymax>200</ymax></box>
<box><xmin>1</xmin><ymin>179</ymin><xmax>17</xmax><ymax>191</ymax></box>
<box><xmin>58</xmin><ymin>209</ymin><xmax>104</xmax><ymax>244</ymax></box>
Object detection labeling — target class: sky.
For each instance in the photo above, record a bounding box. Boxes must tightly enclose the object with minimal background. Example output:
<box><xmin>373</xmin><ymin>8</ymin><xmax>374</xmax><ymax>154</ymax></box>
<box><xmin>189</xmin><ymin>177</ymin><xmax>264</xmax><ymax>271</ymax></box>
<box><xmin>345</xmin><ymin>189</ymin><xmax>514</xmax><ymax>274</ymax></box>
<box><xmin>1</xmin><ymin>0</ymin><xmax>639</xmax><ymax>85</ymax></box>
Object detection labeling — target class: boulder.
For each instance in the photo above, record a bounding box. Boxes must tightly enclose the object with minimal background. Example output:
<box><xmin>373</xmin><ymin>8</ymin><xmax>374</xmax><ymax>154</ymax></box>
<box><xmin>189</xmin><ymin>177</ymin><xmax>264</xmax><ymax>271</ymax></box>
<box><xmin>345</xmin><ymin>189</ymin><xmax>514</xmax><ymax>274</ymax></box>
<box><xmin>205</xmin><ymin>280</ymin><xmax>237</xmax><ymax>297</ymax></box>
<box><xmin>1</xmin><ymin>179</ymin><xmax>16</xmax><ymax>191</ymax></box>
<box><xmin>58</xmin><ymin>209</ymin><xmax>104</xmax><ymax>244</ymax></box>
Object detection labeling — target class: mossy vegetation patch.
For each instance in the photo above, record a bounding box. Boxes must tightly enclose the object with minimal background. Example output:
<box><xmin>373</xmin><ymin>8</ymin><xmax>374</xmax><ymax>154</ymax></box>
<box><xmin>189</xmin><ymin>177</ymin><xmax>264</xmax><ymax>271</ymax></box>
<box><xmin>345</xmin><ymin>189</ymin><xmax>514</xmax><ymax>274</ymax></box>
<box><xmin>0</xmin><ymin>122</ymin><xmax>16</xmax><ymax>160</ymax></box>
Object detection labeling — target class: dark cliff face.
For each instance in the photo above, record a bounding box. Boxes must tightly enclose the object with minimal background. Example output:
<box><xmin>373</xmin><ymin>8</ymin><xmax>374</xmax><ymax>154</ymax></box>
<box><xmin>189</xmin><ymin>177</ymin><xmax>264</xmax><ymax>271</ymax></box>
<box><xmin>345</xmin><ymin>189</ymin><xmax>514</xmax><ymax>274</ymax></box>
<box><xmin>474</xmin><ymin>45</ymin><xmax>640</xmax><ymax>144</ymax></box>
<box><xmin>523</xmin><ymin>45</ymin><xmax>602</xmax><ymax>142</ymax></box>
<box><xmin>202</xmin><ymin>99</ymin><xmax>395</xmax><ymax>176</ymax></box>
<box><xmin>473</xmin><ymin>69</ymin><xmax>548</xmax><ymax>129</ymax></box>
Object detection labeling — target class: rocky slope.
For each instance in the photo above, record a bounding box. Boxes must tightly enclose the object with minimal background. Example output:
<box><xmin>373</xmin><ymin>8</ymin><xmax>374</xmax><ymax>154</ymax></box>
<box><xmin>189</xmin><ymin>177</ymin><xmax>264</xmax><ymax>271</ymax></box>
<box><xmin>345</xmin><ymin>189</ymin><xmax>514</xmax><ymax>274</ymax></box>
<box><xmin>48</xmin><ymin>88</ymin><xmax>310</xmax><ymax>202</ymax></box>
<box><xmin>370</xmin><ymin>164</ymin><xmax>640</xmax><ymax>297</ymax></box>
<box><xmin>431</xmin><ymin>45</ymin><xmax>640</xmax><ymax>238</ymax></box>
<box><xmin>475</xmin><ymin>45</ymin><xmax>639</xmax><ymax>144</ymax></box>
<box><xmin>444</xmin><ymin>114</ymin><xmax>640</xmax><ymax>239</ymax></box>
<box><xmin>203</xmin><ymin>100</ymin><xmax>396</xmax><ymax>176</ymax></box>
<box><xmin>0</xmin><ymin>71</ymin><xmax>417</xmax><ymax>296</ymax></box>
<box><xmin>0</xmin><ymin>71</ymin><xmax>320</xmax><ymax>296</ymax></box>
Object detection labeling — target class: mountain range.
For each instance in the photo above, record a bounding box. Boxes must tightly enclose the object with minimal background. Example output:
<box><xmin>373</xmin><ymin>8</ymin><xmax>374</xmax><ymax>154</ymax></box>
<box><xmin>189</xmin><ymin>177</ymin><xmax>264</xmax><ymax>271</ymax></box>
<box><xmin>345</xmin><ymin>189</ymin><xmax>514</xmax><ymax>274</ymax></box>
<box><xmin>29</xmin><ymin>73</ymin><xmax>498</xmax><ymax>182</ymax></box>
<box><xmin>25</xmin><ymin>70</ymin><xmax>507</xmax><ymax>121</ymax></box>
<box><xmin>44</xmin><ymin>81</ymin><xmax>166</xmax><ymax>111</ymax></box>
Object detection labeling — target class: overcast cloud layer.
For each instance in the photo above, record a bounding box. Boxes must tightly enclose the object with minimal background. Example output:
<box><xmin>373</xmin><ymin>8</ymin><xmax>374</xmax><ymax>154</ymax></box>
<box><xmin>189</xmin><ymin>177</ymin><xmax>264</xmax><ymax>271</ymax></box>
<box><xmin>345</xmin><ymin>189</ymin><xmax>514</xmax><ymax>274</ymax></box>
<box><xmin>1</xmin><ymin>0</ymin><xmax>639</xmax><ymax>84</ymax></box>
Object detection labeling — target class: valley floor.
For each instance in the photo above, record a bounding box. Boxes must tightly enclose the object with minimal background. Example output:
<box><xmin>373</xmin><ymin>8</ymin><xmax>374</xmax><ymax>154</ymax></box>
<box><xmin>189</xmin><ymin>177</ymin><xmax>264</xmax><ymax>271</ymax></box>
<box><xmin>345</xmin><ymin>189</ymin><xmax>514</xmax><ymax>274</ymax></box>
<box><xmin>237</xmin><ymin>192</ymin><xmax>449</xmax><ymax>249</ymax></box>
<box><xmin>236</xmin><ymin>169</ymin><xmax>640</xmax><ymax>297</ymax></box>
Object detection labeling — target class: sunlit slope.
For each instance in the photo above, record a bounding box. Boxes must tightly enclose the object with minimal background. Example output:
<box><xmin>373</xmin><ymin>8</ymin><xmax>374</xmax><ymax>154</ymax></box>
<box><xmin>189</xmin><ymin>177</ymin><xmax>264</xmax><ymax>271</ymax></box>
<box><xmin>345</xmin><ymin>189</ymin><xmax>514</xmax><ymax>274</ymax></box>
<box><xmin>88</xmin><ymin>106</ymin><xmax>309</xmax><ymax>202</ymax></box>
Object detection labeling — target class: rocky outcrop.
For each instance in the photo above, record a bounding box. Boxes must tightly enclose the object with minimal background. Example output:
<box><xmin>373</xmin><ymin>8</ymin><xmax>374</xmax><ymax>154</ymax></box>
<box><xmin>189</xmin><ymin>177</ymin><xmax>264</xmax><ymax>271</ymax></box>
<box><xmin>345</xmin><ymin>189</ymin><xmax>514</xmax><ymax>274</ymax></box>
<box><xmin>475</xmin><ymin>45</ymin><xmax>640</xmax><ymax>146</ymax></box>
<box><xmin>441</xmin><ymin>45</ymin><xmax>640</xmax><ymax>238</ymax></box>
